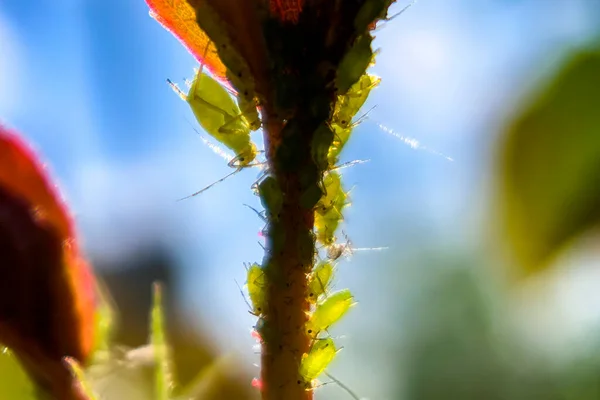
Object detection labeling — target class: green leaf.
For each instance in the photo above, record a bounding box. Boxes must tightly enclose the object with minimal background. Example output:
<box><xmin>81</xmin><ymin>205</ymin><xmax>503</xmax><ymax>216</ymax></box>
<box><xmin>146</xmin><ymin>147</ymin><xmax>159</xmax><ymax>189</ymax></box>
<box><xmin>498</xmin><ymin>47</ymin><xmax>600</xmax><ymax>275</ymax></box>
<box><xmin>151</xmin><ymin>283</ymin><xmax>174</xmax><ymax>400</ymax></box>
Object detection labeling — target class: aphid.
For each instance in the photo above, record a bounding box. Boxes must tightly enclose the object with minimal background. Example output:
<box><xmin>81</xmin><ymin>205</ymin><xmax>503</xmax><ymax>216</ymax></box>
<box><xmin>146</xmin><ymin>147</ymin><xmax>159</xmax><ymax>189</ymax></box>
<box><xmin>168</xmin><ymin>68</ymin><xmax>258</xmax><ymax>168</ymax></box>
<box><xmin>258</xmin><ymin>176</ymin><xmax>284</xmax><ymax>221</ymax></box>
<box><xmin>298</xmin><ymin>338</ymin><xmax>338</xmax><ymax>389</ymax></box>
<box><xmin>307</xmin><ymin>261</ymin><xmax>335</xmax><ymax>303</ymax></box>
<box><xmin>315</xmin><ymin>171</ymin><xmax>343</xmax><ymax>214</ymax></box>
<box><xmin>314</xmin><ymin>171</ymin><xmax>349</xmax><ymax>246</ymax></box>
<box><xmin>336</xmin><ymin>34</ymin><xmax>374</xmax><ymax>95</ymax></box>
<box><xmin>306</xmin><ymin>289</ymin><xmax>355</xmax><ymax>336</ymax></box>
<box><xmin>328</xmin><ymin>74</ymin><xmax>380</xmax><ymax>167</ymax></box>
<box><xmin>333</xmin><ymin>73</ymin><xmax>380</xmax><ymax>130</ymax></box>
<box><xmin>246</xmin><ymin>263</ymin><xmax>267</xmax><ymax>315</ymax></box>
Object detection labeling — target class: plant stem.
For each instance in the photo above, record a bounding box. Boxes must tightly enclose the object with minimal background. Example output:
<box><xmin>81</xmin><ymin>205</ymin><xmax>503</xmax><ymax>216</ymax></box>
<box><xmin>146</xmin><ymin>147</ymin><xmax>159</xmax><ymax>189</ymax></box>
<box><xmin>260</xmin><ymin>113</ymin><xmax>318</xmax><ymax>400</ymax></box>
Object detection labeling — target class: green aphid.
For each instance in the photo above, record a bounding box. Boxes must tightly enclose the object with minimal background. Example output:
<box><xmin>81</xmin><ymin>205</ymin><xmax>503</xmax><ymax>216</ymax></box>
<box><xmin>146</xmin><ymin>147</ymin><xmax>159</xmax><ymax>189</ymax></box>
<box><xmin>246</xmin><ymin>263</ymin><xmax>267</xmax><ymax>315</ymax></box>
<box><xmin>315</xmin><ymin>213</ymin><xmax>341</xmax><ymax>246</ymax></box>
<box><xmin>258</xmin><ymin>176</ymin><xmax>284</xmax><ymax>220</ymax></box>
<box><xmin>169</xmin><ymin>69</ymin><xmax>257</xmax><ymax>168</ymax></box>
<box><xmin>327</xmin><ymin>124</ymin><xmax>353</xmax><ymax>168</ymax></box>
<box><xmin>311</xmin><ymin>123</ymin><xmax>335</xmax><ymax>170</ymax></box>
<box><xmin>306</xmin><ymin>289</ymin><xmax>355</xmax><ymax>336</ymax></box>
<box><xmin>307</xmin><ymin>261</ymin><xmax>334</xmax><ymax>303</ymax></box>
<box><xmin>354</xmin><ymin>0</ymin><xmax>396</xmax><ymax>33</ymax></box>
<box><xmin>316</xmin><ymin>171</ymin><xmax>343</xmax><ymax>214</ymax></box>
<box><xmin>299</xmin><ymin>338</ymin><xmax>338</xmax><ymax>388</ymax></box>
<box><xmin>314</xmin><ymin>171</ymin><xmax>349</xmax><ymax>246</ymax></box>
<box><xmin>333</xmin><ymin>73</ymin><xmax>380</xmax><ymax>129</ymax></box>
<box><xmin>336</xmin><ymin>34</ymin><xmax>374</xmax><ymax>95</ymax></box>
<box><xmin>327</xmin><ymin>74</ymin><xmax>380</xmax><ymax>167</ymax></box>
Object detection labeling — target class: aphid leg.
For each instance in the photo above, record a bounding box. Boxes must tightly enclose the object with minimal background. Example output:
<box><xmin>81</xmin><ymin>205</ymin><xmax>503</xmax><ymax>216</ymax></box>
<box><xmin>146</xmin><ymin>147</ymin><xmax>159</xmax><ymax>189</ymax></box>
<box><xmin>234</xmin><ymin>279</ymin><xmax>254</xmax><ymax>314</ymax></box>
<box><xmin>330</xmin><ymin>159</ymin><xmax>370</xmax><ymax>172</ymax></box>
<box><xmin>257</xmin><ymin>240</ymin><xmax>267</xmax><ymax>252</ymax></box>
<box><xmin>218</xmin><ymin>114</ymin><xmax>249</xmax><ymax>135</ymax></box>
<box><xmin>324</xmin><ymin>372</ymin><xmax>362</xmax><ymax>400</ymax></box>
<box><xmin>250</xmin><ymin>169</ymin><xmax>271</xmax><ymax>193</ymax></box>
<box><xmin>353</xmin><ymin>105</ymin><xmax>376</xmax><ymax>126</ymax></box>
<box><xmin>244</xmin><ymin>203</ymin><xmax>268</xmax><ymax>223</ymax></box>
<box><xmin>176</xmin><ymin>168</ymin><xmax>242</xmax><ymax>201</ymax></box>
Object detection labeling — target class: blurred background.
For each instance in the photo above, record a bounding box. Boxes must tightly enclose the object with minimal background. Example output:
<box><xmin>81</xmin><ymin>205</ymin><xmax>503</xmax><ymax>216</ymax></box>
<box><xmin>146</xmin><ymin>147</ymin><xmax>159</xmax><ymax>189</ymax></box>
<box><xmin>1</xmin><ymin>0</ymin><xmax>600</xmax><ymax>399</ymax></box>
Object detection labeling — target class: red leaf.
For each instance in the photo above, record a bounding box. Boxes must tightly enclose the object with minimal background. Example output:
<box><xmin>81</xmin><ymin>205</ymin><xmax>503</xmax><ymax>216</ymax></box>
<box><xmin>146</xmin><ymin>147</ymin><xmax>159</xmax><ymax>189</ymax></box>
<box><xmin>0</xmin><ymin>126</ymin><xmax>96</xmax><ymax>399</ymax></box>
<box><xmin>145</xmin><ymin>0</ymin><xmax>229</xmax><ymax>83</ymax></box>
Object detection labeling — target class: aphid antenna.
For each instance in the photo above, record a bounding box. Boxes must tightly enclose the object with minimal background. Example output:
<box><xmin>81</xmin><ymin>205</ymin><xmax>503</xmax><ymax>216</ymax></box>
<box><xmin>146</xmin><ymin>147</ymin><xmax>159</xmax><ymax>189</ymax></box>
<box><xmin>323</xmin><ymin>372</ymin><xmax>363</xmax><ymax>400</ymax></box>
<box><xmin>176</xmin><ymin>168</ymin><xmax>242</xmax><ymax>201</ymax></box>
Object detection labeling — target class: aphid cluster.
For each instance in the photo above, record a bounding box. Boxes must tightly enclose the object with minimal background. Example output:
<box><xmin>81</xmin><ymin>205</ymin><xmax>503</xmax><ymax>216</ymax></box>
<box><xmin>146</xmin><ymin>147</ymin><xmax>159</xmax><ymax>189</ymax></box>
<box><xmin>149</xmin><ymin>0</ymin><xmax>399</xmax><ymax>397</ymax></box>
<box><xmin>170</xmin><ymin>47</ymin><xmax>381</xmax><ymax>397</ymax></box>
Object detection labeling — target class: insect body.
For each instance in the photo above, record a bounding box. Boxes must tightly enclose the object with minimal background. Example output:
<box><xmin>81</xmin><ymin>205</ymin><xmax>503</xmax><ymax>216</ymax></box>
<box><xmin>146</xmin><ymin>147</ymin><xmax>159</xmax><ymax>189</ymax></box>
<box><xmin>246</xmin><ymin>263</ymin><xmax>267</xmax><ymax>315</ymax></box>
<box><xmin>328</xmin><ymin>73</ymin><xmax>380</xmax><ymax>167</ymax></box>
<box><xmin>169</xmin><ymin>68</ymin><xmax>258</xmax><ymax>168</ymax></box>
<box><xmin>306</xmin><ymin>289</ymin><xmax>355</xmax><ymax>336</ymax></box>
<box><xmin>314</xmin><ymin>171</ymin><xmax>349</xmax><ymax>246</ymax></box>
<box><xmin>307</xmin><ymin>261</ymin><xmax>334</xmax><ymax>303</ymax></box>
<box><xmin>299</xmin><ymin>338</ymin><xmax>338</xmax><ymax>389</ymax></box>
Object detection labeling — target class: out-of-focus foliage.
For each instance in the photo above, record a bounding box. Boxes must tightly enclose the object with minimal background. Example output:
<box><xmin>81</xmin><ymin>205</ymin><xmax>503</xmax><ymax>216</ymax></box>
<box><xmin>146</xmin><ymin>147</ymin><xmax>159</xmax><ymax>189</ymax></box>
<box><xmin>394</xmin><ymin>254</ymin><xmax>600</xmax><ymax>400</ymax></box>
<box><xmin>498</xmin><ymin>45</ymin><xmax>600</xmax><ymax>276</ymax></box>
<box><xmin>0</xmin><ymin>126</ymin><xmax>97</xmax><ymax>399</ymax></box>
<box><xmin>151</xmin><ymin>283</ymin><xmax>173</xmax><ymax>400</ymax></box>
<box><xmin>83</xmin><ymin>248</ymin><xmax>258</xmax><ymax>400</ymax></box>
<box><xmin>0</xmin><ymin>349</ymin><xmax>36</xmax><ymax>400</ymax></box>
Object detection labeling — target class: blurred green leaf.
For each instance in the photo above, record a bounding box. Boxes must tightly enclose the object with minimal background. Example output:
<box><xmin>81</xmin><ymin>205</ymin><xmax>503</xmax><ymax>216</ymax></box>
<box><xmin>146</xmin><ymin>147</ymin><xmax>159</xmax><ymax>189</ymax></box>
<box><xmin>499</xmin><ymin>46</ymin><xmax>600</xmax><ymax>275</ymax></box>
<box><xmin>151</xmin><ymin>283</ymin><xmax>174</xmax><ymax>400</ymax></box>
<box><xmin>64</xmin><ymin>357</ymin><xmax>98</xmax><ymax>400</ymax></box>
<box><xmin>0</xmin><ymin>347</ymin><xmax>36</xmax><ymax>400</ymax></box>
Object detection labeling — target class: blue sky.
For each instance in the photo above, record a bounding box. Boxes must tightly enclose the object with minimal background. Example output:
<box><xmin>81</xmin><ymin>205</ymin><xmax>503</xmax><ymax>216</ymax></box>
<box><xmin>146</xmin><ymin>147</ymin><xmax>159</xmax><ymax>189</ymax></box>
<box><xmin>1</xmin><ymin>1</ymin><xmax>600</xmax><ymax>398</ymax></box>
